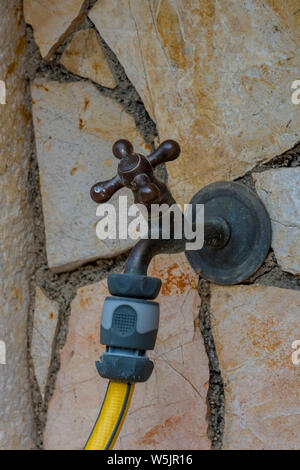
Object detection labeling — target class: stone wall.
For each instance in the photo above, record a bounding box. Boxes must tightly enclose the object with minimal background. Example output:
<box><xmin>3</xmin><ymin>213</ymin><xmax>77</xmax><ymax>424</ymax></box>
<box><xmin>0</xmin><ymin>0</ymin><xmax>35</xmax><ymax>450</ymax></box>
<box><xmin>1</xmin><ymin>0</ymin><xmax>299</xmax><ymax>449</ymax></box>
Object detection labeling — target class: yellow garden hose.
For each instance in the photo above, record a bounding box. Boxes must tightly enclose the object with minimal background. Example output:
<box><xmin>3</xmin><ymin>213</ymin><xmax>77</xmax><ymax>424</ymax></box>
<box><xmin>85</xmin><ymin>381</ymin><xmax>135</xmax><ymax>450</ymax></box>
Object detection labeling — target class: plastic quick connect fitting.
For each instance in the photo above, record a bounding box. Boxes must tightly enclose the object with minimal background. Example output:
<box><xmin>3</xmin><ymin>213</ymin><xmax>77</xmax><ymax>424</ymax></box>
<box><xmin>96</xmin><ymin>273</ymin><xmax>162</xmax><ymax>383</ymax></box>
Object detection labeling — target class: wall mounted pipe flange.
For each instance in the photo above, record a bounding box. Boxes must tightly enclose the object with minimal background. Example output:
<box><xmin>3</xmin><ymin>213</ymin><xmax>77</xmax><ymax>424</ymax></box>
<box><xmin>185</xmin><ymin>181</ymin><xmax>271</xmax><ymax>285</ymax></box>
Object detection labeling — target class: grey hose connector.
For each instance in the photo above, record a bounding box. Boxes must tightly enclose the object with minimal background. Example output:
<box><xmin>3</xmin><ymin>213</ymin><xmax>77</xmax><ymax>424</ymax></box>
<box><xmin>96</xmin><ymin>273</ymin><xmax>161</xmax><ymax>383</ymax></box>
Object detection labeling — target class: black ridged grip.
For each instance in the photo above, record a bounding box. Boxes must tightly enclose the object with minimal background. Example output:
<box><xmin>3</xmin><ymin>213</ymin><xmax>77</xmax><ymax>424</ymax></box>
<box><xmin>96</xmin><ymin>353</ymin><xmax>154</xmax><ymax>383</ymax></box>
<box><xmin>108</xmin><ymin>273</ymin><xmax>161</xmax><ymax>299</ymax></box>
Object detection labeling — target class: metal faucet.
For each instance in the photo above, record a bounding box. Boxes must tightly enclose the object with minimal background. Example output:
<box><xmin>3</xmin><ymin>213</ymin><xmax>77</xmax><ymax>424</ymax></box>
<box><xmin>90</xmin><ymin>139</ymin><xmax>271</xmax><ymax>383</ymax></box>
<box><xmin>91</xmin><ymin>139</ymin><xmax>231</xmax><ymax>276</ymax></box>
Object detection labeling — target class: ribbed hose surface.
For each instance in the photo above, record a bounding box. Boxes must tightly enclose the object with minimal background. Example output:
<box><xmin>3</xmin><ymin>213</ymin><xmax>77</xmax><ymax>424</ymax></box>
<box><xmin>85</xmin><ymin>381</ymin><xmax>134</xmax><ymax>450</ymax></box>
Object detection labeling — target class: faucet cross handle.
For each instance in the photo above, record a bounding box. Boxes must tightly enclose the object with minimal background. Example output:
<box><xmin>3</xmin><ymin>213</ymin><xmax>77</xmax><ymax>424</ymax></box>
<box><xmin>90</xmin><ymin>139</ymin><xmax>180</xmax><ymax>207</ymax></box>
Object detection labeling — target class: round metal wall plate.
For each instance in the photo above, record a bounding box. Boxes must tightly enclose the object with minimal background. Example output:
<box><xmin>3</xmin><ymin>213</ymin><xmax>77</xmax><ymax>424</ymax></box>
<box><xmin>185</xmin><ymin>181</ymin><xmax>271</xmax><ymax>285</ymax></box>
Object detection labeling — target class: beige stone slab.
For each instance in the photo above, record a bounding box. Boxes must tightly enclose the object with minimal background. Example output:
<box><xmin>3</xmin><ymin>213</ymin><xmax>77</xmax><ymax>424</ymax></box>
<box><xmin>61</xmin><ymin>28</ymin><xmax>117</xmax><ymax>89</ymax></box>
<box><xmin>0</xmin><ymin>0</ymin><xmax>35</xmax><ymax>449</ymax></box>
<box><xmin>211</xmin><ymin>284</ymin><xmax>300</xmax><ymax>450</ymax></box>
<box><xmin>90</xmin><ymin>0</ymin><xmax>300</xmax><ymax>205</ymax></box>
<box><xmin>44</xmin><ymin>254</ymin><xmax>210</xmax><ymax>450</ymax></box>
<box><xmin>253</xmin><ymin>168</ymin><xmax>300</xmax><ymax>275</ymax></box>
<box><xmin>31</xmin><ymin>79</ymin><xmax>149</xmax><ymax>272</ymax></box>
<box><xmin>24</xmin><ymin>0</ymin><xmax>88</xmax><ymax>60</ymax></box>
<box><xmin>31</xmin><ymin>288</ymin><xmax>59</xmax><ymax>399</ymax></box>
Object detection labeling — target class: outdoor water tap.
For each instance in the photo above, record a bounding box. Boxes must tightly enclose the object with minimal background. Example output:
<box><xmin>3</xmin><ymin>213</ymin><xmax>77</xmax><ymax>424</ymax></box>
<box><xmin>91</xmin><ymin>139</ymin><xmax>231</xmax><ymax>275</ymax></box>
<box><xmin>85</xmin><ymin>138</ymin><xmax>272</xmax><ymax>450</ymax></box>
<box><xmin>90</xmin><ymin>139</ymin><xmax>271</xmax><ymax>384</ymax></box>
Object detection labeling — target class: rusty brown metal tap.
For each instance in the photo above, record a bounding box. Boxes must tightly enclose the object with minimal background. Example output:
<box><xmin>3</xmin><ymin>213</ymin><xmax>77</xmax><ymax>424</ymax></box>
<box><xmin>90</xmin><ymin>138</ymin><xmax>271</xmax><ymax>284</ymax></box>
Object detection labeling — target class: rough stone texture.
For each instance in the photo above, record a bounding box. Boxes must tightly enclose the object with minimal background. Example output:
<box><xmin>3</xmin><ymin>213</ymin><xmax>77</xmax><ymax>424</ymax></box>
<box><xmin>90</xmin><ymin>0</ymin><xmax>300</xmax><ymax>205</ymax></box>
<box><xmin>24</xmin><ymin>0</ymin><xmax>88</xmax><ymax>60</ymax></box>
<box><xmin>44</xmin><ymin>254</ymin><xmax>210</xmax><ymax>450</ymax></box>
<box><xmin>211</xmin><ymin>284</ymin><xmax>300</xmax><ymax>450</ymax></box>
<box><xmin>31</xmin><ymin>287</ymin><xmax>59</xmax><ymax>399</ymax></box>
<box><xmin>0</xmin><ymin>0</ymin><xmax>35</xmax><ymax>450</ymax></box>
<box><xmin>31</xmin><ymin>78</ymin><xmax>149</xmax><ymax>272</ymax></box>
<box><xmin>61</xmin><ymin>28</ymin><xmax>117</xmax><ymax>89</ymax></box>
<box><xmin>253</xmin><ymin>168</ymin><xmax>300</xmax><ymax>275</ymax></box>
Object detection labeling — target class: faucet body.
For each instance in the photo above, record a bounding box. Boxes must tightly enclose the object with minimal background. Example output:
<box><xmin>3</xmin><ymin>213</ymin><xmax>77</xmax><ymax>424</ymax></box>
<box><xmin>91</xmin><ymin>139</ymin><xmax>231</xmax><ymax>276</ymax></box>
<box><xmin>124</xmin><ymin>215</ymin><xmax>231</xmax><ymax>275</ymax></box>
